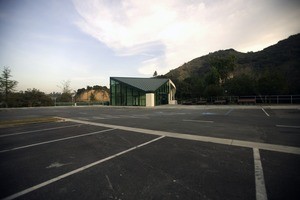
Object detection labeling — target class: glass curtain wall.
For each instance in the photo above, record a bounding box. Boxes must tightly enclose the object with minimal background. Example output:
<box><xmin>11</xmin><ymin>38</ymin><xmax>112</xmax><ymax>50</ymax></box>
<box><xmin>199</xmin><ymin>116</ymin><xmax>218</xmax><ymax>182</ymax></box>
<box><xmin>110</xmin><ymin>78</ymin><xmax>146</xmax><ymax>106</ymax></box>
<box><xmin>110</xmin><ymin>79</ymin><xmax>116</xmax><ymax>105</ymax></box>
<box><xmin>155</xmin><ymin>81</ymin><xmax>169</xmax><ymax>105</ymax></box>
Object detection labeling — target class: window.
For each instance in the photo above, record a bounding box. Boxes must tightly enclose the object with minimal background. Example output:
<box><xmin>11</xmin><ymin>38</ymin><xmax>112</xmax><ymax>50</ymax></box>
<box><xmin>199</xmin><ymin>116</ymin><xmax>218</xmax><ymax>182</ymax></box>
<box><xmin>110</xmin><ymin>79</ymin><xmax>116</xmax><ymax>105</ymax></box>
<box><xmin>155</xmin><ymin>82</ymin><xmax>169</xmax><ymax>105</ymax></box>
<box><xmin>110</xmin><ymin>78</ymin><xmax>146</xmax><ymax>106</ymax></box>
<box><xmin>110</xmin><ymin>78</ymin><xmax>174</xmax><ymax>106</ymax></box>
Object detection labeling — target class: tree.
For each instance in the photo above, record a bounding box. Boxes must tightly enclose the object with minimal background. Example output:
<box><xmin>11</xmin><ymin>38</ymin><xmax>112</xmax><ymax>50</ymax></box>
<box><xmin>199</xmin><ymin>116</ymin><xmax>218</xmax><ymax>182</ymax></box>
<box><xmin>0</xmin><ymin>67</ymin><xmax>18</xmax><ymax>107</ymax></box>
<box><xmin>192</xmin><ymin>78</ymin><xmax>205</xmax><ymax>98</ymax></box>
<box><xmin>58</xmin><ymin>92</ymin><xmax>72</xmax><ymax>102</ymax></box>
<box><xmin>93</xmin><ymin>85</ymin><xmax>101</xmax><ymax>90</ymax></box>
<box><xmin>224</xmin><ymin>74</ymin><xmax>256</xmax><ymax>95</ymax></box>
<box><xmin>23</xmin><ymin>89</ymin><xmax>53</xmax><ymax>107</ymax></box>
<box><xmin>203</xmin><ymin>84</ymin><xmax>224</xmax><ymax>98</ymax></box>
<box><xmin>209</xmin><ymin>55</ymin><xmax>236</xmax><ymax>83</ymax></box>
<box><xmin>76</xmin><ymin>88</ymin><xmax>86</xmax><ymax>95</ymax></box>
<box><xmin>59</xmin><ymin>80</ymin><xmax>72</xmax><ymax>94</ymax></box>
<box><xmin>205</xmin><ymin>67</ymin><xmax>220</xmax><ymax>86</ymax></box>
<box><xmin>257</xmin><ymin>70</ymin><xmax>288</xmax><ymax>95</ymax></box>
<box><xmin>90</xmin><ymin>92</ymin><xmax>96</xmax><ymax>101</ymax></box>
<box><xmin>86</xmin><ymin>86</ymin><xmax>92</xmax><ymax>90</ymax></box>
<box><xmin>57</xmin><ymin>80</ymin><xmax>73</xmax><ymax>102</ymax></box>
<box><xmin>4</xmin><ymin>89</ymin><xmax>53</xmax><ymax>107</ymax></box>
<box><xmin>153</xmin><ymin>71</ymin><xmax>158</xmax><ymax>77</ymax></box>
<box><xmin>176</xmin><ymin>78</ymin><xmax>193</xmax><ymax>100</ymax></box>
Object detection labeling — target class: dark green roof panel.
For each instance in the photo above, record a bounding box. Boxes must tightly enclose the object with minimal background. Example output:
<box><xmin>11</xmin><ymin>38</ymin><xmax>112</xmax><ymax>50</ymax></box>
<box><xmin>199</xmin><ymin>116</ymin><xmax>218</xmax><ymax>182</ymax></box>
<box><xmin>111</xmin><ymin>77</ymin><xmax>169</xmax><ymax>92</ymax></box>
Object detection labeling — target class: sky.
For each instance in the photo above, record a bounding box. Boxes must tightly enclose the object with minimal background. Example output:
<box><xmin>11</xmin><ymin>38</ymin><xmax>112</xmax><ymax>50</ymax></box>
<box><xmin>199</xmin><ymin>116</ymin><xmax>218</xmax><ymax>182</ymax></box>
<box><xmin>0</xmin><ymin>0</ymin><xmax>300</xmax><ymax>93</ymax></box>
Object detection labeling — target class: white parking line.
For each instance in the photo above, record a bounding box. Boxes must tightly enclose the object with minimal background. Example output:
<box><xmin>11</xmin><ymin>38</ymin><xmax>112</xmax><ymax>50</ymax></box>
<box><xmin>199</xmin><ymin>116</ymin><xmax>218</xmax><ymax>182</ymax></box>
<box><xmin>77</xmin><ymin>117</ymin><xmax>89</xmax><ymax>121</ymax></box>
<box><xmin>183</xmin><ymin>119</ymin><xmax>214</xmax><ymax>123</ymax></box>
<box><xmin>261</xmin><ymin>108</ymin><xmax>270</xmax><ymax>117</ymax></box>
<box><xmin>276</xmin><ymin>125</ymin><xmax>300</xmax><ymax>129</ymax></box>
<box><xmin>92</xmin><ymin>116</ymin><xmax>107</xmax><ymax>120</ymax></box>
<box><xmin>2</xmin><ymin>135</ymin><xmax>165</xmax><ymax>200</ymax></box>
<box><xmin>225</xmin><ymin>109</ymin><xmax>234</xmax><ymax>116</ymax></box>
<box><xmin>129</xmin><ymin>115</ymin><xmax>150</xmax><ymax>119</ymax></box>
<box><xmin>253</xmin><ymin>148</ymin><xmax>268</xmax><ymax>200</ymax></box>
<box><xmin>60</xmin><ymin>117</ymin><xmax>300</xmax><ymax>155</ymax></box>
<box><xmin>0</xmin><ymin>129</ymin><xmax>115</xmax><ymax>153</ymax></box>
<box><xmin>0</xmin><ymin>124</ymin><xmax>81</xmax><ymax>138</ymax></box>
<box><xmin>102</xmin><ymin>115</ymin><xmax>120</xmax><ymax>119</ymax></box>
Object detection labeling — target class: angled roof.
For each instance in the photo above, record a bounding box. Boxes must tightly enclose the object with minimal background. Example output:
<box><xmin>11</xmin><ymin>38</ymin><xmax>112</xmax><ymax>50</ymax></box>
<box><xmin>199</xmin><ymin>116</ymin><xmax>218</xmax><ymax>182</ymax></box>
<box><xmin>111</xmin><ymin>77</ymin><xmax>169</xmax><ymax>92</ymax></box>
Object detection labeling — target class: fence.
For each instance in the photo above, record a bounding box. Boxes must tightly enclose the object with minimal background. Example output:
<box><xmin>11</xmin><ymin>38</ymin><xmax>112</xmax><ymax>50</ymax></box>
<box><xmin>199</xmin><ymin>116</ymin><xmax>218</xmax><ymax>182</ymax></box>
<box><xmin>180</xmin><ymin>95</ymin><xmax>300</xmax><ymax>105</ymax></box>
<box><xmin>55</xmin><ymin>101</ymin><xmax>109</xmax><ymax>106</ymax></box>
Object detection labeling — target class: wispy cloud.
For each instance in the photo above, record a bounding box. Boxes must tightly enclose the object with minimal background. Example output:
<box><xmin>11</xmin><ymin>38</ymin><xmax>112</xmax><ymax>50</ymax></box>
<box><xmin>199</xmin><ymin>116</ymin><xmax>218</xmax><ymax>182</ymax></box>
<box><xmin>73</xmin><ymin>0</ymin><xmax>300</xmax><ymax>76</ymax></box>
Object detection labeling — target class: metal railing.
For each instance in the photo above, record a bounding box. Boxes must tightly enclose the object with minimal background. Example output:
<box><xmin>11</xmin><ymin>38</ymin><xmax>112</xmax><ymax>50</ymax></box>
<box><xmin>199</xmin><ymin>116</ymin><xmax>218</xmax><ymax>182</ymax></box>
<box><xmin>54</xmin><ymin>101</ymin><xmax>109</xmax><ymax>106</ymax></box>
<box><xmin>180</xmin><ymin>95</ymin><xmax>300</xmax><ymax>105</ymax></box>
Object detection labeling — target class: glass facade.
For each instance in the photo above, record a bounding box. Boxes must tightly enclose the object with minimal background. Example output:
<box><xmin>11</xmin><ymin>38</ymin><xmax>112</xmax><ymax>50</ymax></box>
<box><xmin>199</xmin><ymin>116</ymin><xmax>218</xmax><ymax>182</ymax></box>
<box><xmin>110</xmin><ymin>78</ymin><xmax>146</xmax><ymax>106</ymax></box>
<box><xmin>110</xmin><ymin>77</ymin><xmax>172</xmax><ymax>106</ymax></box>
<box><xmin>155</xmin><ymin>81</ymin><xmax>169</xmax><ymax>106</ymax></box>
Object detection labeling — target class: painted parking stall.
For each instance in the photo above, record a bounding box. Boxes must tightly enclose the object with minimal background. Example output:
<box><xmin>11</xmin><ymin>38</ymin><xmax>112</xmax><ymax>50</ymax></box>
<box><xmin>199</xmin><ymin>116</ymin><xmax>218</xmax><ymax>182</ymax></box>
<box><xmin>20</xmin><ymin>137</ymin><xmax>256</xmax><ymax>200</ymax></box>
<box><xmin>0</xmin><ymin>122</ymin><xmax>159</xmax><ymax>199</ymax></box>
<box><xmin>0</xmin><ymin>105</ymin><xmax>299</xmax><ymax>199</ymax></box>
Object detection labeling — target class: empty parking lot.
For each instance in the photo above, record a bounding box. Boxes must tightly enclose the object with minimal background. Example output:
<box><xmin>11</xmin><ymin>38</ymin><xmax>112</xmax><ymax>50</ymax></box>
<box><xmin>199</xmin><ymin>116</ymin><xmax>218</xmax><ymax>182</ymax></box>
<box><xmin>0</xmin><ymin>105</ymin><xmax>299</xmax><ymax>200</ymax></box>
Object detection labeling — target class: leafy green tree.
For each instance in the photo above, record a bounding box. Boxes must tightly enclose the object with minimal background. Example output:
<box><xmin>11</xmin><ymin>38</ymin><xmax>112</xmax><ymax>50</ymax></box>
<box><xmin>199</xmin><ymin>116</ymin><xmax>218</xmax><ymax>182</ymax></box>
<box><xmin>0</xmin><ymin>67</ymin><xmax>18</xmax><ymax>107</ymax></box>
<box><xmin>58</xmin><ymin>92</ymin><xmax>72</xmax><ymax>102</ymax></box>
<box><xmin>203</xmin><ymin>84</ymin><xmax>224</xmax><ymax>97</ymax></box>
<box><xmin>191</xmin><ymin>77</ymin><xmax>204</xmax><ymax>98</ymax></box>
<box><xmin>76</xmin><ymin>88</ymin><xmax>86</xmax><ymax>95</ymax></box>
<box><xmin>153</xmin><ymin>71</ymin><xmax>158</xmax><ymax>77</ymax></box>
<box><xmin>205</xmin><ymin>67</ymin><xmax>220</xmax><ymax>86</ymax></box>
<box><xmin>6</xmin><ymin>92</ymin><xmax>23</xmax><ymax>107</ymax></box>
<box><xmin>257</xmin><ymin>70</ymin><xmax>288</xmax><ymax>95</ymax></box>
<box><xmin>93</xmin><ymin>85</ymin><xmax>101</xmax><ymax>90</ymax></box>
<box><xmin>5</xmin><ymin>89</ymin><xmax>53</xmax><ymax>107</ymax></box>
<box><xmin>224</xmin><ymin>74</ymin><xmax>256</xmax><ymax>95</ymax></box>
<box><xmin>23</xmin><ymin>89</ymin><xmax>53</xmax><ymax>107</ymax></box>
<box><xmin>176</xmin><ymin>80</ymin><xmax>192</xmax><ymax>100</ymax></box>
<box><xmin>209</xmin><ymin>55</ymin><xmax>236</xmax><ymax>83</ymax></box>
<box><xmin>86</xmin><ymin>86</ymin><xmax>93</xmax><ymax>90</ymax></box>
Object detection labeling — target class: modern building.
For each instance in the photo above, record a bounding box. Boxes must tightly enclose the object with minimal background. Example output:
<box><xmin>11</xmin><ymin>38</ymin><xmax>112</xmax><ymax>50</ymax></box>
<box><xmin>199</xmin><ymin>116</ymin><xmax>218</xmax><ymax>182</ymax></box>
<box><xmin>110</xmin><ymin>77</ymin><xmax>176</xmax><ymax>107</ymax></box>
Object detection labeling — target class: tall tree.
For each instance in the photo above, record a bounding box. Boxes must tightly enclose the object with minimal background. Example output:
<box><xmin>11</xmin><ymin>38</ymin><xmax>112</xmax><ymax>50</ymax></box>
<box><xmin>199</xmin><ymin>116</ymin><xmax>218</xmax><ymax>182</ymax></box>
<box><xmin>153</xmin><ymin>70</ymin><xmax>158</xmax><ymax>77</ymax></box>
<box><xmin>224</xmin><ymin>74</ymin><xmax>256</xmax><ymax>95</ymax></box>
<box><xmin>205</xmin><ymin>66</ymin><xmax>220</xmax><ymax>86</ymax></box>
<box><xmin>210</xmin><ymin>55</ymin><xmax>236</xmax><ymax>83</ymax></box>
<box><xmin>257</xmin><ymin>70</ymin><xmax>288</xmax><ymax>95</ymax></box>
<box><xmin>57</xmin><ymin>80</ymin><xmax>73</xmax><ymax>102</ymax></box>
<box><xmin>0</xmin><ymin>67</ymin><xmax>18</xmax><ymax>106</ymax></box>
<box><xmin>59</xmin><ymin>80</ymin><xmax>72</xmax><ymax>94</ymax></box>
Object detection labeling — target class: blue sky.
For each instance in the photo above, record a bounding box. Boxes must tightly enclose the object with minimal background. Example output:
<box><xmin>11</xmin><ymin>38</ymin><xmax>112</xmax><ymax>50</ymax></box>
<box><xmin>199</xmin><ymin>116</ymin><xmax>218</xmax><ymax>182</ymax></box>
<box><xmin>0</xmin><ymin>0</ymin><xmax>299</xmax><ymax>93</ymax></box>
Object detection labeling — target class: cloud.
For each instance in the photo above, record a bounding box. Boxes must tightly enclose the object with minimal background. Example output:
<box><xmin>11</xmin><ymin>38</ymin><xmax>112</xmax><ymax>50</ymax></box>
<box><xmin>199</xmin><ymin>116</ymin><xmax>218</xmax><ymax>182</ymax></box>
<box><xmin>73</xmin><ymin>0</ymin><xmax>300</xmax><ymax>76</ymax></box>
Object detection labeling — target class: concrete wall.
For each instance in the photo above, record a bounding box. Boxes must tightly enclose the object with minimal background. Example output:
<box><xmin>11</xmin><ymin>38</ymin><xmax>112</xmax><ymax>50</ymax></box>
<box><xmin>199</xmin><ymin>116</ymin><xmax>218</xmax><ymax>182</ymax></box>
<box><xmin>146</xmin><ymin>93</ymin><xmax>155</xmax><ymax>107</ymax></box>
<box><xmin>169</xmin><ymin>100</ymin><xmax>177</xmax><ymax>105</ymax></box>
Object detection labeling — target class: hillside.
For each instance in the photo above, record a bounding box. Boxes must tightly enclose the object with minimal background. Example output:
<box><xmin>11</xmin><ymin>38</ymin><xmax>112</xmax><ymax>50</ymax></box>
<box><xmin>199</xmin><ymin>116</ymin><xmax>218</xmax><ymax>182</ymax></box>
<box><xmin>76</xmin><ymin>89</ymin><xmax>109</xmax><ymax>102</ymax></box>
<box><xmin>75</xmin><ymin>86</ymin><xmax>110</xmax><ymax>102</ymax></box>
<box><xmin>165</xmin><ymin>33</ymin><xmax>300</xmax><ymax>99</ymax></box>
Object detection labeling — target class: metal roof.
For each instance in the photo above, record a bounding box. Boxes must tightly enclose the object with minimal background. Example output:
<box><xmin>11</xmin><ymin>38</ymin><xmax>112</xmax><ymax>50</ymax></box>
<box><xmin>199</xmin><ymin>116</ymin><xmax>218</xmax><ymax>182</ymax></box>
<box><xmin>111</xmin><ymin>77</ymin><xmax>169</xmax><ymax>92</ymax></box>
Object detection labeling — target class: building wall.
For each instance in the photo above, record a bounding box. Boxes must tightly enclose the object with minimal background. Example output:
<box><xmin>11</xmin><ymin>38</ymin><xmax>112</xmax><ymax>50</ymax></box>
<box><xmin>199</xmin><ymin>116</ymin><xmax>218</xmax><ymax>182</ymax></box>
<box><xmin>110</xmin><ymin>78</ymin><xmax>146</xmax><ymax>106</ymax></box>
<box><xmin>155</xmin><ymin>81</ymin><xmax>169</xmax><ymax>106</ymax></box>
<box><xmin>110</xmin><ymin>78</ymin><xmax>176</xmax><ymax>106</ymax></box>
<box><xmin>146</xmin><ymin>93</ymin><xmax>155</xmax><ymax>107</ymax></box>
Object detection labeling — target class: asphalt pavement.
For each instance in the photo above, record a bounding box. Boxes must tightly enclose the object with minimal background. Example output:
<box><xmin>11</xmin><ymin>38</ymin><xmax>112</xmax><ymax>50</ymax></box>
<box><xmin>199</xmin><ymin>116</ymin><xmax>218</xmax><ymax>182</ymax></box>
<box><xmin>0</xmin><ymin>105</ymin><xmax>299</xmax><ymax>200</ymax></box>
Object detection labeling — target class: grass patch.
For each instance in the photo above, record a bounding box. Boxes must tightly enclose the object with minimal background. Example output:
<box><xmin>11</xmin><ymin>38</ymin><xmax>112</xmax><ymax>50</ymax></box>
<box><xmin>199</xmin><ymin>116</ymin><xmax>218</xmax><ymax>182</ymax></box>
<box><xmin>0</xmin><ymin>117</ymin><xmax>63</xmax><ymax>128</ymax></box>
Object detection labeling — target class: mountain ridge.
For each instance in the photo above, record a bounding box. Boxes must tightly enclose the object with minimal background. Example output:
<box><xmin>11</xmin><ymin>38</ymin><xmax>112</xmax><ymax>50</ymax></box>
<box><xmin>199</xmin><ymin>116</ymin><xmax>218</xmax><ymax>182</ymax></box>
<box><xmin>165</xmin><ymin>33</ymin><xmax>300</xmax><ymax>98</ymax></box>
